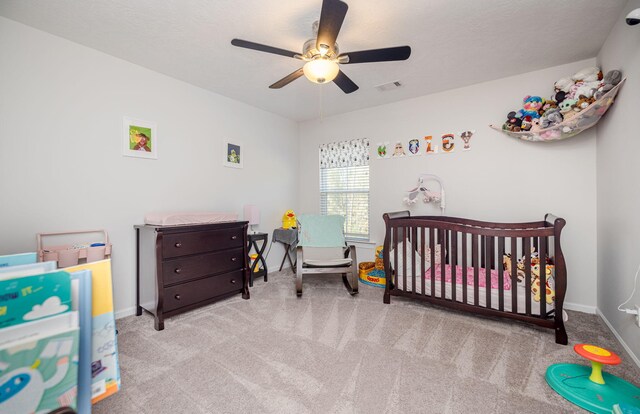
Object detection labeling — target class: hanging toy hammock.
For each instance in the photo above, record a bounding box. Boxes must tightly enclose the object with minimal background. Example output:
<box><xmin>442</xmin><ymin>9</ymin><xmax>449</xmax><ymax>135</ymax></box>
<box><xmin>403</xmin><ymin>174</ymin><xmax>446</xmax><ymax>215</ymax></box>
<box><xmin>490</xmin><ymin>78</ymin><xmax>625</xmax><ymax>142</ymax></box>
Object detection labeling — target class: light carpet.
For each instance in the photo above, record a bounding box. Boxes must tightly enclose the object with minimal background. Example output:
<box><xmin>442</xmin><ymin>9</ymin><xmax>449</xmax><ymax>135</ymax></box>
<box><xmin>95</xmin><ymin>270</ymin><xmax>639</xmax><ymax>413</ymax></box>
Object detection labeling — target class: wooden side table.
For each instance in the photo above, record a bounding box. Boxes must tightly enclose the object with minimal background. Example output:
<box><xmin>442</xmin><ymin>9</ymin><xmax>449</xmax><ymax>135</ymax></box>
<box><xmin>248</xmin><ymin>232</ymin><xmax>268</xmax><ymax>287</ymax></box>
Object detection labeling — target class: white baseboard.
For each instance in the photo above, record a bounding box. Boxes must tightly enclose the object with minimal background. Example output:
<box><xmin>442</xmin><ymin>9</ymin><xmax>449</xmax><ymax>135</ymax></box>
<box><xmin>564</xmin><ymin>301</ymin><xmax>596</xmax><ymax>314</ymax></box>
<box><xmin>115</xmin><ymin>306</ymin><xmax>136</xmax><ymax>320</ymax></box>
<box><xmin>596</xmin><ymin>308</ymin><xmax>640</xmax><ymax>369</ymax></box>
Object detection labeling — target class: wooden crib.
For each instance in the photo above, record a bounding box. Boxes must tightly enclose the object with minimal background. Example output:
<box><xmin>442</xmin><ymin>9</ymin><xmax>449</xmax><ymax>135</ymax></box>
<box><xmin>382</xmin><ymin>211</ymin><xmax>568</xmax><ymax>344</ymax></box>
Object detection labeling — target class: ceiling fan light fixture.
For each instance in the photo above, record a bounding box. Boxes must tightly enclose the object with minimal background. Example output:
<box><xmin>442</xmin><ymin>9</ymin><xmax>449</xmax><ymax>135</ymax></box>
<box><xmin>303</xmin><ymin>58</ymin><xmax>339</xmax><ymax>84</ymax></box>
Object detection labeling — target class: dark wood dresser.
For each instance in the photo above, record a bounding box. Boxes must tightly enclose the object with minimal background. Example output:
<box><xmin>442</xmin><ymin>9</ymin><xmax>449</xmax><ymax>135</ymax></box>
<box><xmin>135</xmin><ymin>221</ymin><xmax>250</xmax><ymax>330</ymax></box>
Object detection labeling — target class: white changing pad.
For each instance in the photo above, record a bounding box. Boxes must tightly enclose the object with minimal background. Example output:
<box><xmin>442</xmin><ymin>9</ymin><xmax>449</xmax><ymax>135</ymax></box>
<box><xmin>144</xmin><ymin>212</ymin><xmax>238</xmax><ymax>226</ymax></box>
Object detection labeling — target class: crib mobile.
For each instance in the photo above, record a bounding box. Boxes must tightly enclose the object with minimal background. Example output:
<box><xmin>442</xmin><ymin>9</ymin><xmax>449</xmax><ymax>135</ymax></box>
<box><xmin>403</xmin><ymin>174</ymin><xmax>446</xmax><ymax>215</ymax></box>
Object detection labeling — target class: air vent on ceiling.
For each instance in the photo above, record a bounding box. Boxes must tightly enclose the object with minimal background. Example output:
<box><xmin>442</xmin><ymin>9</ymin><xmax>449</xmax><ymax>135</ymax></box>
<box><xmin>375</xmin><ymin>81</ymin><xmax>403</xmax><ymax>92</ymax></box>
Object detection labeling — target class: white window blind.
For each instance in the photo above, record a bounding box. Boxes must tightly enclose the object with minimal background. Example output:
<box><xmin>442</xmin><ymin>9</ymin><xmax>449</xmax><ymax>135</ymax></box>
<box><xmin>319</xmin><ymin>139</ymin><xmax>370</xmax><ymax>240</ymax></box>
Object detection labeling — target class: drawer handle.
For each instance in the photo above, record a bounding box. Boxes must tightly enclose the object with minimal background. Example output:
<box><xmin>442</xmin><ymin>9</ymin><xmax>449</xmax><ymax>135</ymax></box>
<box><xmin>175</xmin><ymin>294</ymin><xmax>181</xmax><ymax>300</ymax></box>
<box><xmin>174</xmin><ymin>268</ymin><xmax>182</xmax><ymax>274</ymax></box>
<box><xmin>231</xmin><ymin>257</ymin><xmax>237</xmax><ymax>262</ymax></box>
<box><xmin>175</xmin><ymin>242</ymin><xmax>182</xmax><ymax>248</ymax></box>
<box><xmin>230</xmin><ymin>279</ymin><xmax>236</xmax><ymax>284</ymax></box>
<box><xmin>231</xmin><ymin>235</ymin><xmax>238</xmax><ymax>240</ymax></box>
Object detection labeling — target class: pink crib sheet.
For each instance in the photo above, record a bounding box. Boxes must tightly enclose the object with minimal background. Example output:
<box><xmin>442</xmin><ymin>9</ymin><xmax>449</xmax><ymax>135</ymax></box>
<box><xmin>425</xmin><ymin>264</ymin><xmax>512</xmax><ymax>290</ymax></box>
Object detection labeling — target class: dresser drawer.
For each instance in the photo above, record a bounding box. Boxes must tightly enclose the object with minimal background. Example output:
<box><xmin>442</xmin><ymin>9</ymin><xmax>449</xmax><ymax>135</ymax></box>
<box><xmin>162</xmin><ymin>248</ymin><xmax>244</xmax><ymax>286</ymax></box>
<box><xmin>163</xmin><ymin>271</ymin><xmax>243</xmax><ymax>312</ymax></box>
<box><xmin>162</xmin><ymin>227</ymin><xmax>243</xmax><ymax>258</ymax></box>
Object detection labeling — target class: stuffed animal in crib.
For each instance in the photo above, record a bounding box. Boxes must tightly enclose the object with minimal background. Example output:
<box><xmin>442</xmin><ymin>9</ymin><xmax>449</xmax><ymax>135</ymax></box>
<box><xmin>519</xmin><ymin>96</ymin><xmax>545</xmax><ymax>119</ymax></box>
<box><xmin>531</xmin><ymin>263</ymin><xmax>555</xmax><ymax>304</ymax></box>
<box><xmin>532</xmin><ymin>276</ymin><xmax>555</xmax><ymax>304</ymax></box>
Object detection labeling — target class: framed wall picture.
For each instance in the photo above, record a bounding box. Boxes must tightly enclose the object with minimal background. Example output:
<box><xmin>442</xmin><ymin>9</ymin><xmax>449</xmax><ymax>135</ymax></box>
<box><xmin>223</xmin><ymin>140</ymin><xmax>243</xmax><ymax>169</ymax></box>
<box><xmin>123</xmin><ymin>117</ymin><xmax>158</xmax><ymax>159</ymax></box>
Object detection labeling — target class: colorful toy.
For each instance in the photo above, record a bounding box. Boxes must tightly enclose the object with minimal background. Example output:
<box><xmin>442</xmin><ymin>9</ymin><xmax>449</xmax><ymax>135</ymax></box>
<box><xmin>546</xmin><ymin>344</ymin><xmax>640</xmax><ymax>414</ymax></box>
<box><xmin>559</xmin><ymin>98</ymin><xmax>578</xmax><ymax>120</ymax></box>
<box><xmin>359</xmin><ymin>247</ymin><xmax>386</xmax><ymax>287</ymax></box>
<box><xmin>282</xmin><ymin>210</ymin><xmax>297</xmax><ymax>229</ymax></box>
<box><xmin>521</xmin><ymin>116</ymin><xmax>533</xmax><ymax>131</ymax></box>
<box><xmin>519</xmin><ymin>95</ymin><xmax>544</xmax><ymax>119</ymax></box>
<box><xmin>503</xmin><ymin>111</ymin><xmax>522</xmax><ymax>132</ymax></box>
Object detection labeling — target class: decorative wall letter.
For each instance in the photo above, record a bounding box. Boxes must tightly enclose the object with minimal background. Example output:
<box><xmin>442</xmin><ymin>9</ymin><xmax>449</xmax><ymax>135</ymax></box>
<box><xmin>460</xmin><ymin>130</ymin><xmax>474</xmax><ymax>151</ymax></box>
<box><xmin>441</xmin><ymin>133</ymin><xmax>455</xmax><ymax>153</ymax></box>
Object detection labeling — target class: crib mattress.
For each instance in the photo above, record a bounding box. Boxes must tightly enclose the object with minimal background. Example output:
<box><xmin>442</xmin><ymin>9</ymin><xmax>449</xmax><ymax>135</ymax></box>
<box><xmin>144</xmin><ymin>212</ymin><xmax>238</xmax><ymax>226</ymax></box>
<box><xmin>395</xmin><ymin>274</ymin><xmax>552</xmax><ymax>316</ymax></box>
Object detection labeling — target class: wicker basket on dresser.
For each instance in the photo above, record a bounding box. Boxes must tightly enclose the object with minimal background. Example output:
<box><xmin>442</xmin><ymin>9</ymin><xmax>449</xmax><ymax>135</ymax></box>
<box><xmin>135</xmin><ymin>221</ymin><xmax>250</xmax><ymax>330</ymax></box>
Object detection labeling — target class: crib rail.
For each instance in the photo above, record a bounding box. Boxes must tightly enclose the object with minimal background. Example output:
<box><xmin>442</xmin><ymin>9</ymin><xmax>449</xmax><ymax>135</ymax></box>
<box><xmin>382</xmin><ymin>211</ymin><xmax>567</xmax><ymax>344</ymax></box>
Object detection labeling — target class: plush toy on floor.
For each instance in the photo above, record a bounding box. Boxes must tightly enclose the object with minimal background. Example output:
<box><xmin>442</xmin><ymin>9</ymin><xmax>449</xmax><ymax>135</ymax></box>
<box><xmin>546</xmin><ymin>344</ymin><xmax>640</xmax><ymax>414</ymax></box>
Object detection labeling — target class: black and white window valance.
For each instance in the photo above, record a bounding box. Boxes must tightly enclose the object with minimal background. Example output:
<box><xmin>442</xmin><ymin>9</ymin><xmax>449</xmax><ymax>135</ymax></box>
<box><xmin>319</xmin><ymin>138</ymin><xmax>370</xmax><ymax>169</ymax></box>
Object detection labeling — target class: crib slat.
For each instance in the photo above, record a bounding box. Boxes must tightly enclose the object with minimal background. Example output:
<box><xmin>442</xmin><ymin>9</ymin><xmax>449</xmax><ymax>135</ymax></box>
<box><xmin>403</xmin><ymin>227</ymin><xmax>407</xmax><ymax>293</ymax></box>
<box><xmin>462</xmin><ymin>232</ymin><xmax>468</xmax><ymax>305</ymax></box>
<box><xmin>486</xmin><ymin>236</ymin><xmax>492</xmax><ymax>309</ymax></box>
<box><xmin>440</xmin><ymin>229</ymin><xmax>446</xmax><ymax>299</ymax></box>
<box><xmin>421</xmin><ymin>227</ymin><xmax>426</xmax><ymax>296</ymax></box>
<box><xmin>411</xmin><ymin>227</ymin><xmax>417</xmax><ymax>294</ymax></box>
<box><xmin>498</xmin><ymin>237</ymin><xmax>505</xmax><ymax>312</ymax></box>
<box><xmin>524</xmin><ymin>237</ymin><xmax>531</xmax><ymax>316</ymax></box>
<box><xmin>394</xmin><ymin>226</ymin><xmax>399</xmax><ymax>292</ymax></box>
<box><xmin>481</xmin><ymin>236</ymin><xmax>485</xmax><ymax>268</ymax></box>
<box><xmin>473</xmin><ymin>234</ymin><xmax>479</xmax><ymax>306</ymax></box>
<box><xmin>511</xmin><ymin>237</ymin><xmax>518</xmax><ymax>313</ymax></box>
<box><xmin>430</xmin><ymin>227</ymin><xmax>435</xmax><ymax>298</ymax></box>
<box><xmin>539</xmin><ymin>236</ymin><xmax>547</xmax><ymax>317</ymax></box>
<box><xmin>451</xmin><ymin>230</ymin><xmax>458</xmax><ymax>303</ymax></box>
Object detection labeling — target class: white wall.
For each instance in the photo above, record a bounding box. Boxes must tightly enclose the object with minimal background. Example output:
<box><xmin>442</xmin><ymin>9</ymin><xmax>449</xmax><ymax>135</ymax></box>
<box><xmin>596</xmin><ymin>0</ymin><xmax>640</xmax><ymax>364</ymax></box>
<box><xmin>298</xmin><ymin>59</ymin><xmax>599</xmax><ymax>311</ymax></box>
<box><xmin>0</xmin><ymin>17</ymin><xmax>299</xmax><ymax>317</ymax></box>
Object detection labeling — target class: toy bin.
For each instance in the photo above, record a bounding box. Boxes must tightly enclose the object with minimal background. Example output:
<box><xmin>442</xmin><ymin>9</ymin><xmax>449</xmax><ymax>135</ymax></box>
<box><xmin>37</xmin><ymin>229</ymin><xmax>112</xmax><ymax>268</ymax></box>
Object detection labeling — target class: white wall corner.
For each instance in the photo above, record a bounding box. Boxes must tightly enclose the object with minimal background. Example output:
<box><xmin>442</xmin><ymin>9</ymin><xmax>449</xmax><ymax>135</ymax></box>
<box><xmin>596</xmin><ymin>308</ymin><xmax>640</xmax><ymax>369</ymax></box>
<box><xmin>564</xmin><ymin>302</ymin><xmax>597</xmax><ymax>314</ymax></box>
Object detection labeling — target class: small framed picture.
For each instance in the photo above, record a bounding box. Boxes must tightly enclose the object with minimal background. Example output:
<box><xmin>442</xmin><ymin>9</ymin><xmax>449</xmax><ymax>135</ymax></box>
<box><xmin>123</xmin><ymin>117</ymin><xmax>157</xmax><ymax>159</ymax></box>
<box><xmin>223</xmin><ymin>140</ymin><xmax>243</xmax><ymax>169</ymax></box>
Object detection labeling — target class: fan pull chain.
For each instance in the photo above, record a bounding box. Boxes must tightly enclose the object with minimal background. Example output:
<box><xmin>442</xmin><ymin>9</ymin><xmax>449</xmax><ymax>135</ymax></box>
<box><xmin>319</xmin><ymin>83</ymin><xmax>324</xmax><ymax>121</ymax></box>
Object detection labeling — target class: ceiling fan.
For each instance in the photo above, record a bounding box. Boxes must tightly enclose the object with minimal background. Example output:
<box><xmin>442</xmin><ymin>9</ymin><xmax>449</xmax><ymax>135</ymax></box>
<box><xmin>230</xmin><ymin>0</ymin><xmax>411</xmax><ymax>94</ymax></box>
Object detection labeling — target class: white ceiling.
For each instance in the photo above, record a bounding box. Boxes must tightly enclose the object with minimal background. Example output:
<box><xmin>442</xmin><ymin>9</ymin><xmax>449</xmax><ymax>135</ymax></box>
<box><xmin>0</xmin><ymin>0</ymin><xmax>627</xmax><ymax>121</ymax></box>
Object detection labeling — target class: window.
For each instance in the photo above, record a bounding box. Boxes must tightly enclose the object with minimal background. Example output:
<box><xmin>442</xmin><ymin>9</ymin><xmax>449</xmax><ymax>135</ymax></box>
<box><xmin>319</xmin><ymin>138</ymin><xmax>370</xmax><ymax>240</ymax></box>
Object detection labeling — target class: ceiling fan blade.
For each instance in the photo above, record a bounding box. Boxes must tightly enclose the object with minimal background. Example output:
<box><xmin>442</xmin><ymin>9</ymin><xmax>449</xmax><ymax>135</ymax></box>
<box><xmin>269</xmin><ymin>68</ymin><xmax>305</xmax><ymax>89</ymax></box>
<box><xmin>333</xmin><ymin>70</ymin><xmax>359</xmax><ymax>94</ymax></box>
<box><xmin>316</xmin><ymin>0</ymin><xmax>348</xmax><ymax>54</ymax></box>
<box><xmin>340</xmin><ymin>46</ymin><xmax>411</xmax><ymax>64</ymax></box>
<box><xmin>231</xmin><ymin>38</ymin><xmax>300</xmax><ymax>59</ymax></box>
